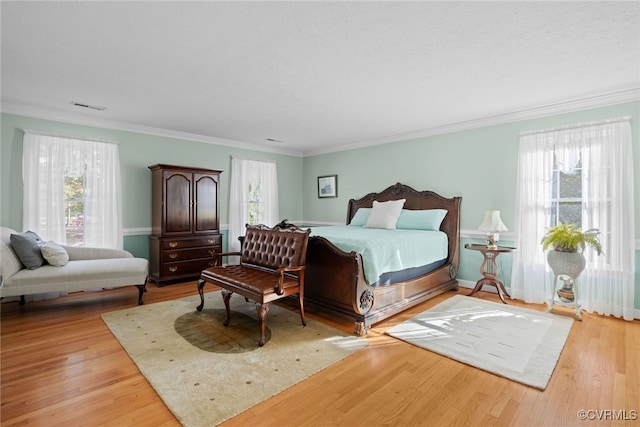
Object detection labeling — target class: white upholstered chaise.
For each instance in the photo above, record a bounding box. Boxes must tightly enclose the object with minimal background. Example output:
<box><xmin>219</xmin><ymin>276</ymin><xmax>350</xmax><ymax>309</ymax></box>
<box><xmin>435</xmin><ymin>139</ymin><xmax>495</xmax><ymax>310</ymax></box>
<box><xmin>0</xmin><ymin>226</ymin><xmax>149</xmax><ymax>305</ymax></box>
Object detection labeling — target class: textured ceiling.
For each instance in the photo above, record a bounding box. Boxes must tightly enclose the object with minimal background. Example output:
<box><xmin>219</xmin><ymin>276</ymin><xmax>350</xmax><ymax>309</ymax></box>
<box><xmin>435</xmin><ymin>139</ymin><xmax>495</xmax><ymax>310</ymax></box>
<box><xmin>2</xmin><ymin>1</ymin><xmax>639</xmax><ymax>156</ymax></box>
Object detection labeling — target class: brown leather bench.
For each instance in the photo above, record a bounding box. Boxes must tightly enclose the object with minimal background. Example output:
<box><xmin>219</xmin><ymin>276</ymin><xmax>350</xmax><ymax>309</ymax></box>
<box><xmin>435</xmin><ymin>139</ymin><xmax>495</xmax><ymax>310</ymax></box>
<box><xmin>197</xmin><ymin>222</ymin><xmax>310</xmax><ymax>346</ymax></box>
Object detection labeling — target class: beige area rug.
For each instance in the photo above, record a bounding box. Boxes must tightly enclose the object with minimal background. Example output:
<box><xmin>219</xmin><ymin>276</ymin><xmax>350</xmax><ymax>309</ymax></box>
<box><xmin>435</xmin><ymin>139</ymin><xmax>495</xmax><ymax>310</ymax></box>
<box><xmin>386</xmin><ymin>295</ymin><xmax>573</xmax><ymax>390</ymax></box>
<box><xmin>102</xmin><ymin>293</ymin><xmax>368</xmax><ymax>427</ymax></box>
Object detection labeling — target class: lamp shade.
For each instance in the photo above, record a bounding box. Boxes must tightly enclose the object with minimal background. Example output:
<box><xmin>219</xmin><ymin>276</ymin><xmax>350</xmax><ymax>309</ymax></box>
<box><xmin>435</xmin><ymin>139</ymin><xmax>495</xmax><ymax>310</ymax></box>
<box><xmin>478</xmin><ymin>210</ymin><xmax>508</xmax><ymax>232</ymax></box>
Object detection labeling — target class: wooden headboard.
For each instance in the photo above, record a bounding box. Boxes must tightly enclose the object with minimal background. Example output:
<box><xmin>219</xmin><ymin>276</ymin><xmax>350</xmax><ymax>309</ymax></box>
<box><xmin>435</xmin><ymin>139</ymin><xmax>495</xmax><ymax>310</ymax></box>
<box><xmin>346</xmin><ymin>182</ymin><xmax>462</xmax><ymax>264</ymax></box>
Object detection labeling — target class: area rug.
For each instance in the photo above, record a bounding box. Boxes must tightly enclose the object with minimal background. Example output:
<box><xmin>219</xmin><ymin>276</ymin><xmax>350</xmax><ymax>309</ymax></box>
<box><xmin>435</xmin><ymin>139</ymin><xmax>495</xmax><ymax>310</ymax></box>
<box><xmin>102</xmin><ymin>293</ymin><xmax>367</xmax><ymax>427</ymax></box>
<box><xmin>385</xmin><ymin>295</ymin><xmax>573</xmax><ymax>390</ymax></box>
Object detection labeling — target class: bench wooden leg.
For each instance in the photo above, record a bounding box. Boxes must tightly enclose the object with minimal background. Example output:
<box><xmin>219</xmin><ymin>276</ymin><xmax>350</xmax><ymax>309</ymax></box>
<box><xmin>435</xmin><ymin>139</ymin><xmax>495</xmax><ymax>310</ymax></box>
<box><xmin>196</xmin><ymin>279</ymin><xmax>206</xmax><ymax>311</ymax></box>
<box><xmin>298</xmin><ymin>293</ymin><xmax>306</xmax><ymax>327</ymax></box>
<box><xmin>256</xmin><ymin>302</ymin><xmax>270</xmax><ymax>347</ymax></box>
<box><xmin>221</xmin><ymin>288</ymin><xmax>233</xmax><ymax>326</ymax></box>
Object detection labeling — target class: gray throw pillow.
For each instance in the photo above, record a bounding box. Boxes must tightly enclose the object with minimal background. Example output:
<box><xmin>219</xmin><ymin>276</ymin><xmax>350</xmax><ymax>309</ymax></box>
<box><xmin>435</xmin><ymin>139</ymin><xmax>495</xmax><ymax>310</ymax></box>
<box><xmin>10</xmin><ymin>231</ymin><xmax>46</xmax><ymax>269</ymax></box>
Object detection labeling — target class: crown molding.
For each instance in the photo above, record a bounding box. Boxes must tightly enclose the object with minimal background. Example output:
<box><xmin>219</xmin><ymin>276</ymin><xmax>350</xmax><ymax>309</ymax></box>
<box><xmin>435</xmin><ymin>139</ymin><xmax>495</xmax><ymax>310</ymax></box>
<box><xmin>0</xmin><ymin>102</ymin><xmax>304</xmax><ymax>158</ymax></box>
<box><xmin>3</xmin><ymin>88</ymin><xmax>638</xmax><ymax>158</ymax></box>
<box><xmin>304</xmin><ymin>88</ymin><xmax>640</xmax><ymax>156</ymax></box>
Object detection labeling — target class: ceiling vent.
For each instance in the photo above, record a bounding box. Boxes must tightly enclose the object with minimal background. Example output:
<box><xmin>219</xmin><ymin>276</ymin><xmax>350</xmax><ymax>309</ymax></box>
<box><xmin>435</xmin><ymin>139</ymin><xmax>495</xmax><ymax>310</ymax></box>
<box><xmin>71</xmin><ymin>101</ymin><xmax>107</xmax><ymax>111</ymax></box>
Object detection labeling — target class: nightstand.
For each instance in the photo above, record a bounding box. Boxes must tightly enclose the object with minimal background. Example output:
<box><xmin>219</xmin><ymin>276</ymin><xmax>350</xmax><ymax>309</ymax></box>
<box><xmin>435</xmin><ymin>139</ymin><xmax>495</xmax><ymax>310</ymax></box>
<box><xmin>464</xmin><ymin>243</ymin><xmax>516</xmax><ymax>304</ymax></box>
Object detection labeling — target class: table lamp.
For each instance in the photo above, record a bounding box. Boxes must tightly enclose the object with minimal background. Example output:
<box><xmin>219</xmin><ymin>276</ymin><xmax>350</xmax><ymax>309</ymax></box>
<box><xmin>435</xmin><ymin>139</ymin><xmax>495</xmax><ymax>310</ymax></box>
<box><xmin>478</xmin><ymin>210</ymin><xmax>508</xmax><ymax>249</ymax></box>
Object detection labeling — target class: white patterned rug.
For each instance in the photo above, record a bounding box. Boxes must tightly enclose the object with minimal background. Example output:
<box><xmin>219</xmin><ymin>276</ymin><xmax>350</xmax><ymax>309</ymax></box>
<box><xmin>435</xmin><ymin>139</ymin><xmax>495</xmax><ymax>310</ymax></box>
<box><xmin>386</xmin><ymin>295</ymin><xmax>573</xmax><ymax>390</ymax></box>
<box><xmin>102</xmin><ymin>293</ymin><xmax>367</xmax><ymax>426</ymax></box>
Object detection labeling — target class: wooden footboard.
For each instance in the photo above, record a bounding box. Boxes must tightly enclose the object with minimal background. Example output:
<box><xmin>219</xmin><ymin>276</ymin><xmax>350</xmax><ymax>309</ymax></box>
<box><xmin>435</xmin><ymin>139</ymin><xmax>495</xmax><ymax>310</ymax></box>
<box><xmin>304</xmin><ymin>236</ymin><xmax>368</xmax><ymax>317</ymax></box>
<box><xmin>304</xmin><ymin>183</ymin><xmax>461</xmax><ymax>336</ymax></box>
<box><xmin>305</xmin><ymin>237</ymin><xmax>459</xmax><ymax>335</ymax></box>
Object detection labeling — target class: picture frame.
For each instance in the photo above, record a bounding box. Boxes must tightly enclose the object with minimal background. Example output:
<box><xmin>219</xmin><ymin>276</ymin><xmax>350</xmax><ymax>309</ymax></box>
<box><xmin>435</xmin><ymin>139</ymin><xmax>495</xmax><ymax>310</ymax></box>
<box><xmin>317</xmin><ymin>175</ymin><xmax>337</xmax><ymax>198</ymax></box>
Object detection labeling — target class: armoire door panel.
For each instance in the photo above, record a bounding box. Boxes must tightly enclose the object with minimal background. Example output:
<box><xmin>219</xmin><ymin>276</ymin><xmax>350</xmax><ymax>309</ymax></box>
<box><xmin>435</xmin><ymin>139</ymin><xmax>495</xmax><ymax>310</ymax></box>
<box><xmin>193</xmin><ymin>173</ymin><xmax>218</xmax><ymax>233</ymax></box>
<box><xmin>164</xmin><ymin>171</ymin><xmax>192</xmax><ymax>234</ymax></box>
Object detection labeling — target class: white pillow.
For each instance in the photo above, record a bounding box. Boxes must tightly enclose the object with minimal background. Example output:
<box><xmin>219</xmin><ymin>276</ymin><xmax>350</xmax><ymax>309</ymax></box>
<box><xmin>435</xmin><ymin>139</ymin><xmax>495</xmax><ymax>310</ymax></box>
<box><xmin>41</xmin><ymin>241</ymin><xmax>69</xmax><ymax>267</ymax></box>
<box><xmin>364</xmin><ymin>199</ymin><xmax>406</xmax><ymax>229</ymax></box>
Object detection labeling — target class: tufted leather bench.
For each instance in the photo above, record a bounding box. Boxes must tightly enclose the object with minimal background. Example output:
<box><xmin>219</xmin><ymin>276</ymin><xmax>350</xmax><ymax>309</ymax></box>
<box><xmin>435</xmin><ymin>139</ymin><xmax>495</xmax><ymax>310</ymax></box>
<box><xmin>197</xmin><ymin>223</ymin><xmax>310</xmax><ymax>346</ymax></box>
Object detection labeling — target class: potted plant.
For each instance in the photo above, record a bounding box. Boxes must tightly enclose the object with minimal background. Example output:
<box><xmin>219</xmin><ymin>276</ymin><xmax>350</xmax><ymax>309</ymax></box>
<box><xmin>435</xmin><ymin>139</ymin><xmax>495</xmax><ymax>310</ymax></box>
<box><xmin>541</xmin><ymin>223</ymin><xmax>603</xmax><ymax>301</ymax></box>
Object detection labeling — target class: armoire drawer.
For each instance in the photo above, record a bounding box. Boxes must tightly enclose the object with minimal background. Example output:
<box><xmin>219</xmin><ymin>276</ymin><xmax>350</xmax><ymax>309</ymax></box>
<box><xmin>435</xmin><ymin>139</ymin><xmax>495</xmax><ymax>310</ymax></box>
<box><xmin>161</xmin><ymin>258</ymin><xmax>217</xmax><ymax>278</ymax></box>
<box><xmin>160</xmin><ymin>234</ymin><xmax>221</xmax><ymax>250</ymax></box>
<box><xmin>161</xmin><ymin>246</ymin><xmax>221</xmax><ymax>263</ymax></box>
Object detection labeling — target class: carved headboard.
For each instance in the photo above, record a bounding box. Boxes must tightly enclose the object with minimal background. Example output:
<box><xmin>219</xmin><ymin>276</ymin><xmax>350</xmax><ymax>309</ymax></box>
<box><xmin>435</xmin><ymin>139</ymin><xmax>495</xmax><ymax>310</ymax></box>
<box><xmin>346</xmin><ymin>182</ymin><xmax>461</xmax><ymax>264</ymax></box>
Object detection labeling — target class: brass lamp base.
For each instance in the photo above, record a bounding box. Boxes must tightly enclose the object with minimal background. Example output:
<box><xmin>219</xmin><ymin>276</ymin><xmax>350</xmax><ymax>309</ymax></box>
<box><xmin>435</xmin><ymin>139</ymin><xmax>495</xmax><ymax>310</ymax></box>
<box><xmin>486</xmin><ymin>233</ymin><xmax>498</xmax><ymax>250</ymax></box>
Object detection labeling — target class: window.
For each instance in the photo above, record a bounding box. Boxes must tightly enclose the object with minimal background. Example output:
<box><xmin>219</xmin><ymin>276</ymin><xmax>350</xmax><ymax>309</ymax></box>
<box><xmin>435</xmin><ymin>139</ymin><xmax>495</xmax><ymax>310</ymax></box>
<box><xmin>228</xmin><ymin>158</ymin><xmax>278</xmax><ymax>252</ymax></box>
<box><xmin>64</xmin><ymin>166</ymin><xmax>86</xmax><ymax>246</ymax></box>
<box><xmin>247</xmin><ymin>182</ymin><xmax>263</xmax><ymax>226</ymax></box>
<box><xmin>550</xmin><ymin>157</ymin><xmax>582</xmax><ymax>228</ymax></box>
<box><xmin>511</xmin><ymin>118</ymin><xmax>635</xmax><ymax>320</ymax></box>
<box><xmin>22</xmin><ymin>131</ymin><xmax>123</xmax><ymax>249</ymax></box>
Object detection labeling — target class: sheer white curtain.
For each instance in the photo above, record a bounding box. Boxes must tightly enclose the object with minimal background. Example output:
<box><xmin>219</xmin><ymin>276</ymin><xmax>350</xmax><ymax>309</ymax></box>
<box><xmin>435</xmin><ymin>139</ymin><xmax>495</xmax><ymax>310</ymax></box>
<box><xmin>22</xmin><ymin>131</ymin><xmax>123</xmax><ymax>249</ymax></box>
<box><xmin>23</xmin><ymin>133</ymin><xmax>68</xmax><ymax>243</ymax></box>
<box><xmin>228</xmin><ymin>157</ymin><xmax>279</xmax><ymax>252</ymax></box>
<box><xmin>510</xmin><ymin>131</ymin><xmax>555</xmax><ymax>303</ymax></box>
<box><xmin>511</xmin><ymin>119</ymin><xmax>635</xmax><ymax>320</ymax></box>
<box><xmin>82</xmin><ymin>139</ymin><xmax>122</xmax><ymax>248</ymax></box>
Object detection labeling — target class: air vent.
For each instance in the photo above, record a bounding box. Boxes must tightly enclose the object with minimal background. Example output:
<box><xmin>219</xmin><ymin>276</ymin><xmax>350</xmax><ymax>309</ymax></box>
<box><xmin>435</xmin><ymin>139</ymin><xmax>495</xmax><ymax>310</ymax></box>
<box><xmin>71</xmin><ymin>101</ymin><xmax>107</xmax><ymax>111</ymax></box>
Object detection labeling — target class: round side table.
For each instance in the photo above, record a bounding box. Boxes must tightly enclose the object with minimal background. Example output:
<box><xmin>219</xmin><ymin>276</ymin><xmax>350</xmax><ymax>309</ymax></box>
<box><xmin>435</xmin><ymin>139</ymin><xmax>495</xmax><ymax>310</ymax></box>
<box><xmin>464</xmin><ymin>243</ymin><xmax>516</xmax><ymax>304</ymax></box>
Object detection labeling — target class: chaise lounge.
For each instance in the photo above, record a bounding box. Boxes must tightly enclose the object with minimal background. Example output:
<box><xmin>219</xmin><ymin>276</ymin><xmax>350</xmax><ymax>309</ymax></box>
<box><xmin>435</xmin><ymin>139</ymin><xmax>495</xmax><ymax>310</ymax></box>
<box><xmin>0</xmin><ymin>226</ymin><xmax>149</xmax><ymax>305</ymax></box>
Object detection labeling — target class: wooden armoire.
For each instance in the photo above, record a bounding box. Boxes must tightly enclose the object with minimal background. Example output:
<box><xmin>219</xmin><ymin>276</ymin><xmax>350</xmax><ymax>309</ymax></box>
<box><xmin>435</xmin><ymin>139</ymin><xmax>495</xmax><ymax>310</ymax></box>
<box><xmin>148</xmin><ymin>164</ymin><xmax>222</xmax><ymax>285</ymax></box>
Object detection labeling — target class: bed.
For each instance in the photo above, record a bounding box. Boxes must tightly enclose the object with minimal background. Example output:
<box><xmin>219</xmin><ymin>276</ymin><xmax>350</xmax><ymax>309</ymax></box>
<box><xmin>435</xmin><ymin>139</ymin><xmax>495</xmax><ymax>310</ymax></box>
<box><xmin>304</xmin><ymin>182</ymin><xmax>461</xmax><ymax>336</ymax></box>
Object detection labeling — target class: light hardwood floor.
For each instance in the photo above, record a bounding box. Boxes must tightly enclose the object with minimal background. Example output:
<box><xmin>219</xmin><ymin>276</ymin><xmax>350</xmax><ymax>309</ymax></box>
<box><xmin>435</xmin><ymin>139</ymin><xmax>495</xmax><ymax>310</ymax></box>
<box><xmin>1</xmin><ymin>282</ymin><xmax>638</xmax><ymax>427</ymax></box>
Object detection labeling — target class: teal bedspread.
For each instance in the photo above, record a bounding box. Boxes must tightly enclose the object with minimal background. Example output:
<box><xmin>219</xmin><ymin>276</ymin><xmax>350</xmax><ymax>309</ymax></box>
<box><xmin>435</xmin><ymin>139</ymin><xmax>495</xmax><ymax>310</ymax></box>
<box><xmin>309</xmin><ymin>226</ymin><xmax>448</xmax><ymax>285</ymax></box>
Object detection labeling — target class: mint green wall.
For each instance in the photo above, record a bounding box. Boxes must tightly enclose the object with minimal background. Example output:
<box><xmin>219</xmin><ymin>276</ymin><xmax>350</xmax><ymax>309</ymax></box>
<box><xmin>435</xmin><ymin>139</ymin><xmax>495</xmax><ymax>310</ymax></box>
<box><xmin>303</xmin><ymin>101</ymin><xmax>640</xmax><ymax>309</ymax></box>
<box><xmin>303</xmin><ymin>101</ymin><xmax>640</xmax><ymax>230</ymax></box>
<box><xmin>2</xmin><ymin>102</ymin><xmax>639</xmax><ymax>310</ymax></box>
<box><xmin>0</xmin><ymin>113</ymin><xmax>303</xmax><ymax>257</ymax></box>
<box><xmin>122</xmin><ymin>235</ymin><xmax>152</xmax><ymax>259</ymax></box>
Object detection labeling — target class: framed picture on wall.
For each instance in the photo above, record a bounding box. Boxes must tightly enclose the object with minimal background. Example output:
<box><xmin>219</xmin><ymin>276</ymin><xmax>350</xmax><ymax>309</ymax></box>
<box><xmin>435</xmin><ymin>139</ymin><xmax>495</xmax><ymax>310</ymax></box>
<box><xmin>318</xmin><ymin>175</ymin><xmax>337</xmax><ymax>198</ymax></box>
